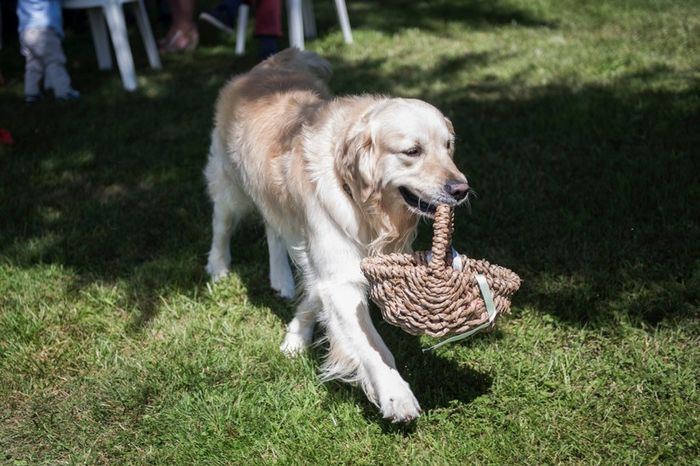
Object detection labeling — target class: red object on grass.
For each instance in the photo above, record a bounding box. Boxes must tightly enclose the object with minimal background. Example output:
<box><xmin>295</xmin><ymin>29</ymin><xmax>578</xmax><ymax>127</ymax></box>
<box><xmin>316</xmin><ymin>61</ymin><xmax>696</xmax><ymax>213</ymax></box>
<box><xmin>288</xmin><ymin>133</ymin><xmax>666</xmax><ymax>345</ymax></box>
<box><xmin>0</xmin><ymin>128</ymin><xmax>15</xmax><ymax>145</ymax></box>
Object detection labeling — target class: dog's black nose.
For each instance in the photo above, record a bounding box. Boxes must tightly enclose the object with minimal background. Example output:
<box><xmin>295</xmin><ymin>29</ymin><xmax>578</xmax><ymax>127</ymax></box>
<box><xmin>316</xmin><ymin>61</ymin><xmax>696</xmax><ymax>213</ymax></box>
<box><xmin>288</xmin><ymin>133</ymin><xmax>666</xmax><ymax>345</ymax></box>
<box><xmin>445</xmin><ymin>180</ymin><xmax>470</xmax><ymax>201</ymax></box>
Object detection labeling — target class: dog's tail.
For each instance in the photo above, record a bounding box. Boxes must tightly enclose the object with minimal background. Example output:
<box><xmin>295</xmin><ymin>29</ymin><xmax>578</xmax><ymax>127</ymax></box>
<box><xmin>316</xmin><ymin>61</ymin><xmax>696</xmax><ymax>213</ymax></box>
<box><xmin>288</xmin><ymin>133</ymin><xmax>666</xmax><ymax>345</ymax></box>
<box><xmin>259</xmin><ymin>47</ymin><xmax>333</xmax><ymax>83</ymax></box>
<box><xmin>296</xmin><ymin>49</ymin><xmax>333</xmax><ymax>82</ymax></box>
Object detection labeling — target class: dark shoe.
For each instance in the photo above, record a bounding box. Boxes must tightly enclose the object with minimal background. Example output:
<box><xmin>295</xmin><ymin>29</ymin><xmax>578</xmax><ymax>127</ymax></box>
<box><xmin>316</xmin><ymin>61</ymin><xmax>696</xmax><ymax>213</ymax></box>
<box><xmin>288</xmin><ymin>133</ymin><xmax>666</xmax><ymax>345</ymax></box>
<box><xmin>56</xmin><ymin>89</ymin><xmax>81</xmax><ymax>100</ymax></box>
<box><xmin>199</xmin><ymin>4</ymin><xmax>236</xmax><ymax>34</ymax></box>
<box><xmin>25</xmin><ymin>93</ymin><xmax>42</xmax><ymax>103</ymax></box>
<box><xmin>258</xmin><ymin>35</ymin><xmax>278</xmax><ymax>59</ymax></box>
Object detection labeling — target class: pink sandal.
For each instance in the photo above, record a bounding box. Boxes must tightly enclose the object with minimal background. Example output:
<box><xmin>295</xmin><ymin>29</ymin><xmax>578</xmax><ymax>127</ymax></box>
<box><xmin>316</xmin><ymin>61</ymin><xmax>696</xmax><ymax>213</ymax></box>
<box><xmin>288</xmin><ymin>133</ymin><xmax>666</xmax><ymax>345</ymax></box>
<box><xmin>159</xmin><ymin>29</ymin><xmax>199</xmax><ymax>53</ymax></box>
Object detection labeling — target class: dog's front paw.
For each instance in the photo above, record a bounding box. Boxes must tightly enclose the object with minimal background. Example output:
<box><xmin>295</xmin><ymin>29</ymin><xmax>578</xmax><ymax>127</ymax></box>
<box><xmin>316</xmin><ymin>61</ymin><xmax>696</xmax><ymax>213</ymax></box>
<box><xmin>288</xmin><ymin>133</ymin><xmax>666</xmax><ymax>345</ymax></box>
<box><xmin>380</xmin><ymin>392</ymin><xmax>421</xmax><ymax>423</ymax></box>
<box><xmin>377</xmin><ymin>371</ymin><xmax>421</xmax><ymax>423</ymax></box>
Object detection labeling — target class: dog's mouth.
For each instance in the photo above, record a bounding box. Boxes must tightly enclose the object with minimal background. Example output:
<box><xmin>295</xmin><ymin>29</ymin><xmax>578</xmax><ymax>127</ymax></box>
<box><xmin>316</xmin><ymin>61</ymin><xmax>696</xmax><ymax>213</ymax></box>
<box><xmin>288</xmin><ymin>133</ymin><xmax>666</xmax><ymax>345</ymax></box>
<box><xmin>399</xmin><ymin>187</ymin><xmax>438</xmax><ymax>216</ymax></box>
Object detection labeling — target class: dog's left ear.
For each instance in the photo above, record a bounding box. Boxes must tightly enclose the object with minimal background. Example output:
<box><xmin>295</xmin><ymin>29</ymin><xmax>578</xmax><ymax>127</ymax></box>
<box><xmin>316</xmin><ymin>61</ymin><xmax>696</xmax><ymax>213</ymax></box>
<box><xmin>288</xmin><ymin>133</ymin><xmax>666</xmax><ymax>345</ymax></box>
<box><xmin>335</xmin><ymin>119</ymin><xmax>376</xmax><ymax>204</ymax></box>
<box><xmin>444</xmin><ymin>116</ymin><xmax>456</xmax><ymax>154</ymax></box>
<box><xmin>444</xmin><ymin>116</ymin><xmax>454</xmax><ymax>134</ymax></box>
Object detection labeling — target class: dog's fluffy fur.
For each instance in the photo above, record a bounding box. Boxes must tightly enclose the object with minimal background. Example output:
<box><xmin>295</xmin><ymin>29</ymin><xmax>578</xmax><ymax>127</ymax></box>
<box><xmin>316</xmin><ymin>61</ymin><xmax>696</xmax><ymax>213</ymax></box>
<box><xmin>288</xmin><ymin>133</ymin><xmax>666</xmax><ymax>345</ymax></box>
<box><xmin>205</xmin><ymin>48</ymin><xmax>468</xmax><ymax>422</ymax></box>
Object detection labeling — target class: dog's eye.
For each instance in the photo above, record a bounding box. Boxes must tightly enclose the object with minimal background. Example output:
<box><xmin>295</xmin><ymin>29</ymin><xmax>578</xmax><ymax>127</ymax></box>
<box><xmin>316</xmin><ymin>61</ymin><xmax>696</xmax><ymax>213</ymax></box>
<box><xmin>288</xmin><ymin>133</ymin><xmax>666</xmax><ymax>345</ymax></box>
<box><xmin>446</xmin><ymin>140</ymin><xmax>452</xmax><ymax>150</ymax></box>
<box><xmin>402</xmin><ymin>147</ymin><xmax>421</xmax><ymax>157</ymax></box>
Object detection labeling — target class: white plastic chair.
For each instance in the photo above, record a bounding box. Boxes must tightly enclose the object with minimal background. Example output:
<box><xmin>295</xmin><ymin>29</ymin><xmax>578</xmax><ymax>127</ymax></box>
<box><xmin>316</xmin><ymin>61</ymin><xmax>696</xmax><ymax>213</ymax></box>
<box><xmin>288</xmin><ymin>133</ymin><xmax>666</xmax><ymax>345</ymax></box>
<box><xmin>235</xmin><ymin>0</ymin><xmax>352</xmax><ymax>55</ymax></box>
<box><xmin>63</xmin><ymin>0</ymin><xmax>161</xmax><ymax>91</ymax></box>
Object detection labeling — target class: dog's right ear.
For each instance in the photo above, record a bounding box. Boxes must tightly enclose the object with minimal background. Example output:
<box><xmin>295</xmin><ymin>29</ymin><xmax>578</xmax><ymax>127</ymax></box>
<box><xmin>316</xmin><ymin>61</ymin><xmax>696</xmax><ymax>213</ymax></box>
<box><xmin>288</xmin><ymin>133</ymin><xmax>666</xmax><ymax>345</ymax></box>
<box><xmin>335</xmin><ymin>118</ymin><xmax>375</xmax><ymax>204</ymax></box>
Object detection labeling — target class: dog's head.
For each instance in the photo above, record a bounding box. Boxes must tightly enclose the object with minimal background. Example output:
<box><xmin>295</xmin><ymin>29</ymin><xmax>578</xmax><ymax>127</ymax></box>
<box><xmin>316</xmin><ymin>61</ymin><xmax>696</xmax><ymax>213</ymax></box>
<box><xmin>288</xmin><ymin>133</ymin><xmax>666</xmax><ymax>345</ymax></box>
<box><xmin>336</xmin><ymin>98</ymin><xmax>469</xmax><ymax>253</ymax></box>
<box><xmin>338</xmin><ymin>98</ymin><xmax>469</xmax><ymax>218</ymax></box>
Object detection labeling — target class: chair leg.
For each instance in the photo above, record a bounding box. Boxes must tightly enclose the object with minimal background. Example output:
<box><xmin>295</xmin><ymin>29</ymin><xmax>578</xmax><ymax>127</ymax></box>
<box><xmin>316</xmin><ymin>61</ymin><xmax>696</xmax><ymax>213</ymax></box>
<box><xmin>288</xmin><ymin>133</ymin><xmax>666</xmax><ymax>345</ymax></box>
<box><xmin>286</xmin><ymin>0</ymin><xmax>304</xmax><ymax>50</ymax></box>
<box><xmin>334</xmin><ymin>0</ymin><xmax>353</xmax><ymax>44</ymax></box>
<box><xmin>102</xmin><ymin>0</ymin><xmax>138</xmax><ymax>90</ymax></box>
<box><xmin>235</xmin><ymin>3</ymin><xmax>249</xmax><ymax>56</ymax></box>
<box><xmin>131</xmin><ymin>0</ymin><xmax>161</xmax><ymax>70</ymax></box>
<box><xmin>302</xmin><ymin>0</ymin><xmax>316</xmax><ymax>39</ymax></box>
<box><xmin>87</xmin><ymin>7</ymin><xmax>113</xmax><ymax>70</ymax></box>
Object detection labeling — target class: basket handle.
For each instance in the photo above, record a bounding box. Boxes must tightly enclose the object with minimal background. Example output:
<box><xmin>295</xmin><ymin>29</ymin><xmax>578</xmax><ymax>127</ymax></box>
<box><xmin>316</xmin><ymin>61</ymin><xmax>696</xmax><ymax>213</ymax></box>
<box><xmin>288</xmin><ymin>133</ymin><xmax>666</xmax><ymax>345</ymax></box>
<box><xmin>429</xmin><ymin>204</ymin><xmax>455</xmax><ymax>272</ymax></box>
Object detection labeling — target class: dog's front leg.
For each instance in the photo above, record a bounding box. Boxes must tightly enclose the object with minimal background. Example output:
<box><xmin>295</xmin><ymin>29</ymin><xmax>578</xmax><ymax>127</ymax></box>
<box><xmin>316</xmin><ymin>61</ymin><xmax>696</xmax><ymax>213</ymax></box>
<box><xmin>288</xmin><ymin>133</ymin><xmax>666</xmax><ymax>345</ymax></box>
<box><xmin>318</xmin><ymin>281</ymin><xmax>421</xmax><ymax>422</ymax></box>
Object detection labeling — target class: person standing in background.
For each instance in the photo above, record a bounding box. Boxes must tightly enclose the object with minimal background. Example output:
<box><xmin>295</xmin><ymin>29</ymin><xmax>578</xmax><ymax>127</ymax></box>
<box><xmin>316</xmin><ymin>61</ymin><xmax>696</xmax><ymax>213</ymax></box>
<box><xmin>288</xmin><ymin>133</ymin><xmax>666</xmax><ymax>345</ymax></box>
<box><xmin>199</xmin><ymin>0</ymin><xmax>281</xmax><ymax>58</ymax></box>
<box><xmin>17</xmin><ymin>0</ymin><xmax>80</xmax><ymax>102</ymax></box>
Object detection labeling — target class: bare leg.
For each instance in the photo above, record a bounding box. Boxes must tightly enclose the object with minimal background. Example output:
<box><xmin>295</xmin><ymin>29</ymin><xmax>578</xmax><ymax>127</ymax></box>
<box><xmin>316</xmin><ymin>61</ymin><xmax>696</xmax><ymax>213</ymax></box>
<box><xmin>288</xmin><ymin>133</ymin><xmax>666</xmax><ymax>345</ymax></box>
<box><xmin>170</xmin><ymin>0</ymin><xmax>197</xmax><ymax>32</ymax></box>
<box><xmin>161</xmin><ymin>0</ymin><xmax>199</xmax><ymax>51</ymax></box>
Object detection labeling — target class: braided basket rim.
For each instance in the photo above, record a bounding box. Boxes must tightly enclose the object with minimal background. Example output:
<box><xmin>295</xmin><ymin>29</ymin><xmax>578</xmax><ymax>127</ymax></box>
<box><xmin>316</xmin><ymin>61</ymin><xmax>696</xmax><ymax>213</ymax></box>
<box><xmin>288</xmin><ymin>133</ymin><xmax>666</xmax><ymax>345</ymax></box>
<box><xmin>362</xmin><ymin>252</ymin><xmax>521</xmax><ymax>289</ymax></box>
<box><xmin>360</xmin><ymin>205</ymin><xmax>521</xmax><ymax>337</ymax></box>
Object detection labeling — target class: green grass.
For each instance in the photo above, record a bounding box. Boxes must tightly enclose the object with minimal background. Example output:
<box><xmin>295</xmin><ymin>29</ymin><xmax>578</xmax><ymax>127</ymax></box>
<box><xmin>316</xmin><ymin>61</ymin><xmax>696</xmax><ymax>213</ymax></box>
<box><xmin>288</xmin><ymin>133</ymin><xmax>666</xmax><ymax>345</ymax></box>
<box><xmin>1</xmin><ymin>0</ymin><xmax>699</xmax><ymax>463</ymax></box>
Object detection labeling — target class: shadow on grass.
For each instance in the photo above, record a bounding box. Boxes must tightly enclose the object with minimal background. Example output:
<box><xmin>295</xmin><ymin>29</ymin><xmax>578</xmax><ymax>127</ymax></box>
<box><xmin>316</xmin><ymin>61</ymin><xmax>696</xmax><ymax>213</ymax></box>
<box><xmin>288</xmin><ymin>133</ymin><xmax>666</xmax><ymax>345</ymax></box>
<box><xmin>313</xmin><ymin>0</ymin><xmax>556</xmax><ymax>37</ymax></box>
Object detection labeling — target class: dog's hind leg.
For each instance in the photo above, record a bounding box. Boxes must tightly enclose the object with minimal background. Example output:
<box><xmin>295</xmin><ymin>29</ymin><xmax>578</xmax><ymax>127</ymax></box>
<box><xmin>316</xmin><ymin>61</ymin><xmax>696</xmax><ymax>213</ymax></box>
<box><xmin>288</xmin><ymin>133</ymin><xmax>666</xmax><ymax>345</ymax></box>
<box><xmin>280</xmin><ymin>290</ymin><xmax>319</xmax><ymax>356</ymax></box>
<box><xmin>266</xmin><ymin>225</ymin><xmax>296</xmax><ymax>299</ymax></box>
<box><xmin>205</xmin><ymin>135</ymin><xmax>251</xmax><ymax>281</ymax></box>
<box><xmin>206</xmin><ymin>200</ymin><xmax>238</xmax><ymax>281</ymax></box>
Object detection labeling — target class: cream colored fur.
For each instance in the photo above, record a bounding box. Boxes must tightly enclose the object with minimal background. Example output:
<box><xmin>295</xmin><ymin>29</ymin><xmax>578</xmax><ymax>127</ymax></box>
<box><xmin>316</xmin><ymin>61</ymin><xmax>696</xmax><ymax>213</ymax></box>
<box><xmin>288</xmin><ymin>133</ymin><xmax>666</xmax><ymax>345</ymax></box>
<box><xmin>205</xmin><ymin>48</ymin><xmax>468</xmax><ymax>422</ymax></box>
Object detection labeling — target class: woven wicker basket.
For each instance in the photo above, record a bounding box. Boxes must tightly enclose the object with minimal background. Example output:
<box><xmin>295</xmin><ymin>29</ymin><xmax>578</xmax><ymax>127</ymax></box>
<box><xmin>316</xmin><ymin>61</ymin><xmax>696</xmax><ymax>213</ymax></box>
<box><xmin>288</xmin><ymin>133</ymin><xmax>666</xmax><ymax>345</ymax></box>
<box><xmin>361</xmin><ymin>204</ymin><xmax>521</xmax><ymax>338</ymax></box>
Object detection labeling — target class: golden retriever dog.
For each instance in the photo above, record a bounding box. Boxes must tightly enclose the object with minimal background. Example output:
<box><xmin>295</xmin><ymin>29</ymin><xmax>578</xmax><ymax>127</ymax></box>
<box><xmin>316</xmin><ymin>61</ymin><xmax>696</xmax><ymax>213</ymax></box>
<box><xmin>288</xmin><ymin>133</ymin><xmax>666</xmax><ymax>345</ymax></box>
<box><xmin>205</xmin><ymin>48</ymin><xmax>469</xmax><ymax>422</ymax></box>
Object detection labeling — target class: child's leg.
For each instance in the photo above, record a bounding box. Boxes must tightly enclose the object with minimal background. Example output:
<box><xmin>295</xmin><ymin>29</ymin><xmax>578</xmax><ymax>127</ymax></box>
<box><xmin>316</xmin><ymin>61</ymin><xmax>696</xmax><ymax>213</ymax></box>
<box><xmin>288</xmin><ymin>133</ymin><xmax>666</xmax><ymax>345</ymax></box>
<box><xmin>253</xmin><ymin>0</ymin><xmax>281</xmax><ymax>37</ymax></box>
<box><xmin>39</xmin><ymin>29</ymin><xmax>74</xmax><ymax>97</ymax></box>
<box><xmin>19</xmin><ymin>29</ymin><xmax>45</xmax><ymax>97</ymax></box>
<box><xmin>253</xmin><ymin>0</ymin><xmax>282</xmax><ymax>58</ymax></box>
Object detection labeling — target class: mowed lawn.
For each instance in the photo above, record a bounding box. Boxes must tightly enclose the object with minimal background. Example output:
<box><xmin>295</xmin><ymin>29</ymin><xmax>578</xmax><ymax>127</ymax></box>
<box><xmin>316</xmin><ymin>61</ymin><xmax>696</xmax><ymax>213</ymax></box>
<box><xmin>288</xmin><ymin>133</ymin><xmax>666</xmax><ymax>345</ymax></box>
<box><xmin>1</xmin><ymin>0</ymin><xmax>699</xmax><ymax>463</ymax></box>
